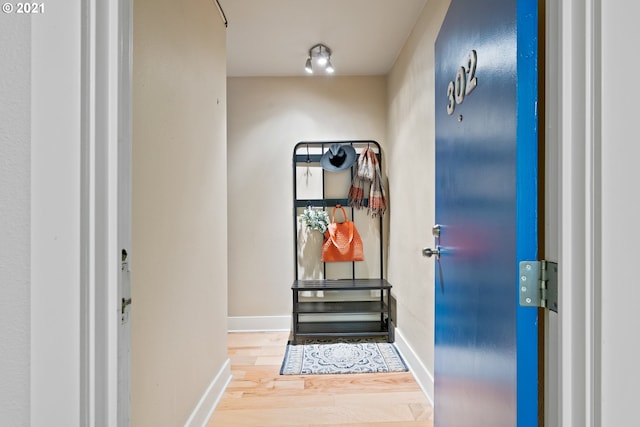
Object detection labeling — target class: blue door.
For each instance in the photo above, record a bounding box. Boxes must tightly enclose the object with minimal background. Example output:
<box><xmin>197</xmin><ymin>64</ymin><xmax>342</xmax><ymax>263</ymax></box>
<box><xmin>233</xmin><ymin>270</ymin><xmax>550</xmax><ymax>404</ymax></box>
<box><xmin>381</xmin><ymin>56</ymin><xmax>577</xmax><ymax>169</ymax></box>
<box><xmin>433</xmin><ymin>0</ymin><xmax>538</xmax><ymax>426</ymax></box>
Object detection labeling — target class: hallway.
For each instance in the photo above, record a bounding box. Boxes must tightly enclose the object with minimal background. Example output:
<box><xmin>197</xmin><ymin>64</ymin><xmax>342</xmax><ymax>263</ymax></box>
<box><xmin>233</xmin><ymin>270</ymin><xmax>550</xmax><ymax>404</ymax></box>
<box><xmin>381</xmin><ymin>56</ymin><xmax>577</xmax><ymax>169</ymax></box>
<box><xmin>207</xmin><ymin>332</ymin><xmax>433</xmax><ymax>426</ymax></box>
<box><xmin>6</xmin><ymin>0</ymin><xmax>638</xmax><ymax>425</ymax></box>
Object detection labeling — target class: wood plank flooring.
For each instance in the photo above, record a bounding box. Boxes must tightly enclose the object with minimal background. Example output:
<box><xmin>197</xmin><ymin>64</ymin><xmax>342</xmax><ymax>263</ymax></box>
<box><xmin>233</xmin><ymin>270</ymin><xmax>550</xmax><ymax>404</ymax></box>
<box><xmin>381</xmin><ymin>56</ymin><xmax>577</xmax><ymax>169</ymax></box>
<box><xmin>206</xmin><ymin>331</ymin><xmax>433</xmax><ymax>427</ymax></box>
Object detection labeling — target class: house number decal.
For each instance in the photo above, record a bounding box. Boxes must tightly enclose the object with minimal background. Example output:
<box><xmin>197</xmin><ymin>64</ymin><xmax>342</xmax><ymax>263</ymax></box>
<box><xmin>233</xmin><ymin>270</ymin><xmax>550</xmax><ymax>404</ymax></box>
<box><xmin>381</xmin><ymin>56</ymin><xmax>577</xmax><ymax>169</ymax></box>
<box><xmin>446</xmin><ymin>50</ymin><xmax>478</xmax><ymax>115</ymax></box>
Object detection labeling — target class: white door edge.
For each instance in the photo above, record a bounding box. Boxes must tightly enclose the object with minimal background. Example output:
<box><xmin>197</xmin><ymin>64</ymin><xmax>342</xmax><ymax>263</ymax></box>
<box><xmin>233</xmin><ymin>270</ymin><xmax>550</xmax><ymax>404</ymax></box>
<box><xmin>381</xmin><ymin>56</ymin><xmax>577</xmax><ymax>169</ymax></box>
<box><xmin>78</xmin><ymin>0</ymin><xmax>131</xmax><ymax>425</ymax></box>
<box><xmin>117</xmin><ymin>0</ymin><xmax>134</xmax><ymax>424</ymax></box>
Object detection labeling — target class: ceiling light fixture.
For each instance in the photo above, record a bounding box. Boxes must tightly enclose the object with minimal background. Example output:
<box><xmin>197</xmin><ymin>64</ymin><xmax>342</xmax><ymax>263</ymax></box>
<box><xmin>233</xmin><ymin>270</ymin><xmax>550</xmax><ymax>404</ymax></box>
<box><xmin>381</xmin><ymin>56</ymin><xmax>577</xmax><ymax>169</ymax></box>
<box><xmin>305</xmin><ymin>43</ymin><xmax>335</xmax><ymax>74</ymax></box>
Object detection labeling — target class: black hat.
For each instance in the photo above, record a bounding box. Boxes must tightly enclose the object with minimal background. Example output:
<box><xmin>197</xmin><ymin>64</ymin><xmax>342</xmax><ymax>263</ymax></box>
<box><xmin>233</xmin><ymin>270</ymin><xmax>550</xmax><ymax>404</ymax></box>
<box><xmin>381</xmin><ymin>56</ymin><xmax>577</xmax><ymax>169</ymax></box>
<box><xmin>320</xmin><ymin>143</ymin><xmax>357</xmax><ymax>171</ymax></box>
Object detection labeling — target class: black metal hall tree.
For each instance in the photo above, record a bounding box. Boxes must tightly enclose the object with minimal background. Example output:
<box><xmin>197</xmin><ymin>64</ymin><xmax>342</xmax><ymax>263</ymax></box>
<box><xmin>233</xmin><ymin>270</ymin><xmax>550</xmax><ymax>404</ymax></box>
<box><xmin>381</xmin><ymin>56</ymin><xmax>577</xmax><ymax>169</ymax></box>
<box><xmin>290</xmin><ymin>140</ymin><xmax>393</xmax><ymax>345</ymax></box>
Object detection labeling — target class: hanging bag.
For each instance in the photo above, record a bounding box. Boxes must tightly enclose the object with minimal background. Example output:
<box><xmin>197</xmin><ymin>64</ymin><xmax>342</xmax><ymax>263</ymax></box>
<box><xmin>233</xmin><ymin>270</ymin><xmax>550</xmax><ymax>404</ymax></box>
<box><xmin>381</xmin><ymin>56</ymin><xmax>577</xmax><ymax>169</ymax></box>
<box><xmin>321</xmin><ymin>205</ymin><xmax>364</xmax><ymax>262</ymax></box>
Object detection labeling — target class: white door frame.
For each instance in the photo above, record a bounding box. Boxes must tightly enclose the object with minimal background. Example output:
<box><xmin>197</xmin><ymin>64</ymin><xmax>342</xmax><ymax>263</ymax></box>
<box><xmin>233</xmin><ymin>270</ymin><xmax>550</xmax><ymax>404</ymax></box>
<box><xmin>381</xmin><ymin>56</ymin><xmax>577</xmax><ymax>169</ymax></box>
<box><xmin>116</xmin><ymin>0</ymin><xmax>134</xmax><ymax>421</ymax></box>
<box><xmin>31</xmin><ymin>1</ymin><xmax>85</xmax><ymax>424</ymax></box>
<box><xmin>81</xmin><ymin>0</ymin><xmax>130</xmax><ymax>424</ymax></box>
<box><xmin>87</xmin><ymin>0</ymin><xmax>133</xmax><ymax>425</ymax></box>
<box><xmin>557</xmin><ymin>0</ymin><xmax>601</xmax><ymax>425</ymax></box>
<box><xmin>31</xmin><ymin>0</ymin><xmax>130</xmax><ymax>425</ymax></box>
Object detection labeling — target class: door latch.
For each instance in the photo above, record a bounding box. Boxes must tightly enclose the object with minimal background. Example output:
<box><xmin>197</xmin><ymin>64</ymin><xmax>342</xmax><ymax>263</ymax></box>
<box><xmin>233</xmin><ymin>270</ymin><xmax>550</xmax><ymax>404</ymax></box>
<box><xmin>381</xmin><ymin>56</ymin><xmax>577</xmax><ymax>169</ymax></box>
<box><xmin>422</xmin><ymin>247</ymin><xmax>441</xmax><ymax>259</ymax></box>
<box><xmin>121</xmin><ymin>297</ymin><xmax>132</xmax><ymax>314</ymax></box>
<box><xmin>519</xmin><ymin>260</ymin><xmax>558</xmax><ymax>312</ymax></box>
<box><xmin>121</xmin><ymin>297</ymin><xmax>132</xmax><ymax>323</ymax></box>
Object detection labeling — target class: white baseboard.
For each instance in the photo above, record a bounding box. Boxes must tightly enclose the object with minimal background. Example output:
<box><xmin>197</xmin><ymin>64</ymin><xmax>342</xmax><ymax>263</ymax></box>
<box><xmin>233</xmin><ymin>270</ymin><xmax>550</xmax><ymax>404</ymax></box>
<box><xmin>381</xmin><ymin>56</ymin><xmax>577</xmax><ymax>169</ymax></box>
<box><xmin>394</xmin><ymin>327</ymin><xmax>434</xmax><ymax>405</ymax></box>
<box><xmin>228</xmin><ymin>315</ymin><xmax>291</xmax><ymax>332</ymax></box>
<box><xmin>184</xmin><ymin>358</ymin><xmax>232</xmax><ymax>427</ymax></box>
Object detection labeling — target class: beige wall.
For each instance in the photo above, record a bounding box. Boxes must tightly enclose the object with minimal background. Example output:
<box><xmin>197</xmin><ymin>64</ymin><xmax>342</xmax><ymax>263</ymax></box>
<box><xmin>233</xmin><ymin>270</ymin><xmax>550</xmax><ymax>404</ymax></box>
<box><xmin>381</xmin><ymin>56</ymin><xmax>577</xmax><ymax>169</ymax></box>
<box><xmin>227</xmin><ymin>77</ymin><xmax>387</xmax><ymax>319</ymax></box>
<box><xmin>132</xmin><ymin>0</ymin><xmax>228</xmax><ymax>425</ymax></box>
<box><xmin>386</xmin><ymin>0</ymin><xmax>451</xmax><ymax>394</ymax></box>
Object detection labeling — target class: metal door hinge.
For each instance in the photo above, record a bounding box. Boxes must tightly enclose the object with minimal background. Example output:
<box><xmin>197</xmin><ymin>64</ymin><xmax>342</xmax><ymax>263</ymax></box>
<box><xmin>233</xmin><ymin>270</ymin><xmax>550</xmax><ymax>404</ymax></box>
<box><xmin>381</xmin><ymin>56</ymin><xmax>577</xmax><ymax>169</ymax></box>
<box><xmin>519</xmin><ymin>260</ymin><xmax>558</xmax><ymax>312</ymax></box>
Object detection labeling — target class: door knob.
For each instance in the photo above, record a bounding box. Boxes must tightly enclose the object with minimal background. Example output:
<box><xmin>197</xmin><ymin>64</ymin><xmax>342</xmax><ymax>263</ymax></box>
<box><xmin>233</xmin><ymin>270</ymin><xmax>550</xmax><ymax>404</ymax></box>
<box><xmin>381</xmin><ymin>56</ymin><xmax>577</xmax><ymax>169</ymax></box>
<box><xmin>422</xmin><ymin>246</ymin><xmax>441</xmax><ymax>259</ymax></box>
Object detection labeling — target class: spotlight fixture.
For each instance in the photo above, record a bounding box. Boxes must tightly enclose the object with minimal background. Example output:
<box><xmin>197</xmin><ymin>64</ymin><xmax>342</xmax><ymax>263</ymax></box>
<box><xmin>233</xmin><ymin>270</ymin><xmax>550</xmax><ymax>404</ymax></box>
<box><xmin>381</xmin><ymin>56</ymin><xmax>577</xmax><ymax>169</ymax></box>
<box><xmin>325</xmin><ymin>59</ymin><xmax>334</xmax><ymax>74</ymax></box>
<box><xmin>304</xmin><ymin>43</ymin><xmax>335</xmax><ymax>74</ymax></box>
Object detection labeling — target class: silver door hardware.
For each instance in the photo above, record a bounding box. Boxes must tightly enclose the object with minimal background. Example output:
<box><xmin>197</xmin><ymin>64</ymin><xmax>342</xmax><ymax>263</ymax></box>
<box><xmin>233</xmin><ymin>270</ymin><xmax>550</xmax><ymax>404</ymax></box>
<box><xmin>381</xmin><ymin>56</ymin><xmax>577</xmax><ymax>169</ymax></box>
<box><xmin>519</xmin><ymin>260</ymin><xmax>558</xmax><ymax>312</ymax></box>
<box><xmin>121</xmin><ymin>249</ymin><xmax>129</xmax><ymax>272</ymax></box>
<box><xmin>121</xmin><ymin>297</ymin><xmax>132</xmax><ymax>324</ymax></box>
<box><xmin>121</xmin><ymin>298</ymin><xmax>132</xmax><ymax>314</ymax></box>
<box><xmin>422</xmin><ymin>246</ymin><xmax>441</xmax><ymax>259</ymax></box>
<box><xmin>424</xmin><ymin>224</ymin><xmax>442</xmax><ymax>259</ymax></box>
<box><xmin>121</xmin><ymin>297</ymin><xmax>131</xmax><ymax>312</ymax></box>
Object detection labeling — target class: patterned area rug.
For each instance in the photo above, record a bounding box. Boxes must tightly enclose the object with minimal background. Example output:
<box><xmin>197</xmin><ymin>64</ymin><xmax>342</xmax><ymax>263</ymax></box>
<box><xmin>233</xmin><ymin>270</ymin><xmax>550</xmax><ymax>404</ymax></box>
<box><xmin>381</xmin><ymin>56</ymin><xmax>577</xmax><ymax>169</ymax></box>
<box><xmin>280</xmin><ymin>340</ymin><xmax>409</xmax><ymax>375</ymax></box>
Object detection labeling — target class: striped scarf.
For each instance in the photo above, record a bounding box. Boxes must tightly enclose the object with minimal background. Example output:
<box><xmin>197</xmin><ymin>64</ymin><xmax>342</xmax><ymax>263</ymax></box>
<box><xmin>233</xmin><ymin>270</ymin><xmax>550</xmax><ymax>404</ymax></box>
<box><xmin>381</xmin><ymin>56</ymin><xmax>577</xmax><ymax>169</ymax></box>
<box><xmin>348</xmin><ymin>146</ymin><xmax>387</xmax><ymax>217</ymax></box>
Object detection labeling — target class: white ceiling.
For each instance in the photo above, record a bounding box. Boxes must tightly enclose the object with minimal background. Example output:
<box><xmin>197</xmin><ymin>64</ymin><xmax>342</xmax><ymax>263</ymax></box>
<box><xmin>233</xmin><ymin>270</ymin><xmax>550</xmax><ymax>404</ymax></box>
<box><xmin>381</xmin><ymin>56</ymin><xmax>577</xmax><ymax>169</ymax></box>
<box><xmin>221</xmin><ymin>0</ymin><xmax>428</xmax><ymax>77</ymax></box>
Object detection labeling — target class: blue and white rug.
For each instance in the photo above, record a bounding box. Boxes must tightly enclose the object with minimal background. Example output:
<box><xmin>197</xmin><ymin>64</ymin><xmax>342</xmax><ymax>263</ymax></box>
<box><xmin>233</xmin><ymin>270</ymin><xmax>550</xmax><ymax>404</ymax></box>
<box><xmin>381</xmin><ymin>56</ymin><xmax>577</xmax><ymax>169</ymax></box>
<box><xmin>280</xmin><ymin>340</ymin><xmax>408</xmax><ymax>375</ymax></box>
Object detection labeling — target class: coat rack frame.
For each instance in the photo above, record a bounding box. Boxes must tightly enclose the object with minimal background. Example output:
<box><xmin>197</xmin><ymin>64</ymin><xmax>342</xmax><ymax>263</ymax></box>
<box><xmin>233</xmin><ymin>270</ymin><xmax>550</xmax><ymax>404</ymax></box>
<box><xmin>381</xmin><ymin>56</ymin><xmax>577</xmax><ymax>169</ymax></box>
<box><xmin>290</xmin><ymin>140</ymin><xmax>393</xmax><ymax>344</ymax></box>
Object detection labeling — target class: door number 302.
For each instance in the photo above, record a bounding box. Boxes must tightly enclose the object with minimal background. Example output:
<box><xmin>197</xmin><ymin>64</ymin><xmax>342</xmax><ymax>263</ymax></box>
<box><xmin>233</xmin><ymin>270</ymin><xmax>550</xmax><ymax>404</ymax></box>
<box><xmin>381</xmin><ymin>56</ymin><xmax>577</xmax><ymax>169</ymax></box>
<box><xmin>446</xmin><ymin>50</ymin><xmax>478</xmax><ymax>115</ymax></box>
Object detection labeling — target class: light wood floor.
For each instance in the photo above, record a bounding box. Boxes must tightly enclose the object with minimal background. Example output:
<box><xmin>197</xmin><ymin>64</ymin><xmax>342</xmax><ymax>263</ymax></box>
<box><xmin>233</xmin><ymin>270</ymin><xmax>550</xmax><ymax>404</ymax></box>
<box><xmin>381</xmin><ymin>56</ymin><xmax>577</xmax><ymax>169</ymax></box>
<box><xmin>206</xmin><ymin>331</ymin><xmax>433</xmax><ymax>427</ymax></box>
